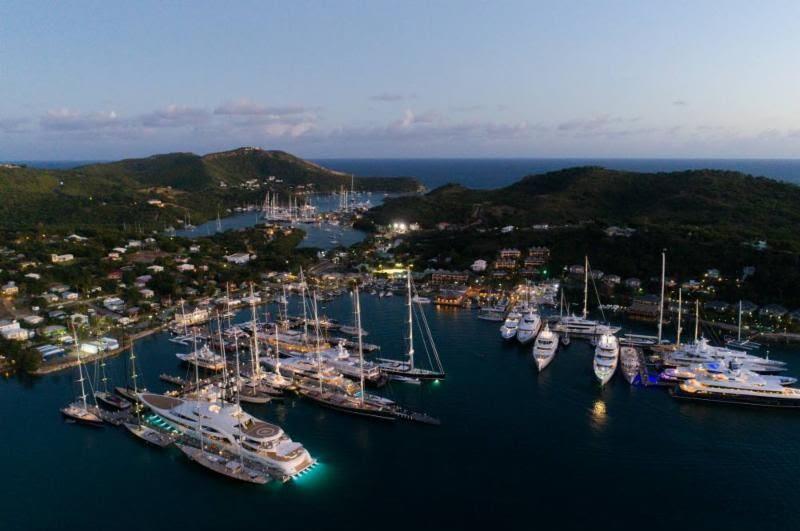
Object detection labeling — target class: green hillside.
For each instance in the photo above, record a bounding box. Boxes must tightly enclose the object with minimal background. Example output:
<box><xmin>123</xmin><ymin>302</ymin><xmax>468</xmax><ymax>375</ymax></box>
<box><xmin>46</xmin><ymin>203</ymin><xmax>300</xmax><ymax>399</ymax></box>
<box><xmin>0</xmin><ymin>148</ymin><xmax>421</xmax><ymax>231</ymax></box>
<box><xmin>368</xmin><ymin>167</ymin><xmax>800</xmax><ymax>250</ymax></box>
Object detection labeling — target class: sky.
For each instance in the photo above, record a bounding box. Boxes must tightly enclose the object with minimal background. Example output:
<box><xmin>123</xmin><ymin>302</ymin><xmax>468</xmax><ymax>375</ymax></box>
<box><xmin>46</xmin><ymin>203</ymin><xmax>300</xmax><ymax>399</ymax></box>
<box><xmin>2</xmin><ymin>0</ymin><xmax>800</xmax><ymax>160</ymax></box>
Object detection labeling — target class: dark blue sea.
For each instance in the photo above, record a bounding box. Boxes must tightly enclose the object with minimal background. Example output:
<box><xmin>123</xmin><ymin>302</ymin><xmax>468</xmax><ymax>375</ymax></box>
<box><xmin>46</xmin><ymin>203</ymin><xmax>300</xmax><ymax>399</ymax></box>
<box><xmin>3</xmin><ymin>296</ymin><xmax>800</xmax><ymax>531</ymax></box>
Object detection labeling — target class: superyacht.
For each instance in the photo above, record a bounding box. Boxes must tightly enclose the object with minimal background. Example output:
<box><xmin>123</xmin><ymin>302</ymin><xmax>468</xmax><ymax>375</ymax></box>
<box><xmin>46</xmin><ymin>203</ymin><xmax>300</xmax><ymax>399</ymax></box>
<box><xmin>593</xmin><ymin>332</ymin><xmax>619</xmax><ymax>386</ymax></box>
<box><xmin>532</xmin><ymin>324</ymin><xmax>559</xmax><ymax>371</ymax></box>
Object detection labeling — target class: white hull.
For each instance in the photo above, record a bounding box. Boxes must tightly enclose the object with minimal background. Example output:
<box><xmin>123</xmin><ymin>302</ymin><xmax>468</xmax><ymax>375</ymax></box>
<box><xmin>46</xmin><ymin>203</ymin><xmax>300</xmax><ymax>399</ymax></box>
<box><xmin>532</xmin><ymin>326</ymin><xmax>559</xmax><ymax>372</ymax></box>
<box><xmin>593</xmin><ymin>334</ymin><xmax>619</xmax><ymax>386</ymax></box>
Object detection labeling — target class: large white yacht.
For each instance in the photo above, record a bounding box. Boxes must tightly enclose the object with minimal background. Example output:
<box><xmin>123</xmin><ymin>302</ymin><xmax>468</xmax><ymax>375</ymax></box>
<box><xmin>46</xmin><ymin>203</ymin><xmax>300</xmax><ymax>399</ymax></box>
<box><xmin>516</xmin><ymin>308</ymin><xmax>542</xmax><ymax>345</ymax></box>
<box><xmin>672</xmin><ymin>371</ymin><xmax>800</xmax><ymax>408</ymax></box>
<box><xmin>139</xmin><ymin>393</ymin><xmax>315</xmax><ymax>481</ymax></box>
<box><xmin>552</xmin><ymin>315</ymin><xmax>621</xmax><ymax>338</ymax></box>
<box><xmin>532</xmin><ymin>324</ymin><xmax>559</xmax><ymax>371</ymax></box>
<box><xmin>593</xmin><ymin>333</ymin><xmax>619</xmax><ymax>386</ymax></box>
<box><xmin>500</xmin><ymin>309</ymin><xmax>522</xmax><ymax>341</ymax></box>
<box><xmin>663</xmin><ymin>337</ymin><xmax>786</xmax><ymax>374</ymax></box>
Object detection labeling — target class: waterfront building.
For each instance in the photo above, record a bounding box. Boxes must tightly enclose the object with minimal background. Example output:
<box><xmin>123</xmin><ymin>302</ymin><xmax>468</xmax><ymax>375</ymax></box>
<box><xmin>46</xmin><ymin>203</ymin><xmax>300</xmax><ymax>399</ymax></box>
<box><xmin>525</xmin><ymin>246</ymin><xmax>550</xmax><ymax>266</ymax></box>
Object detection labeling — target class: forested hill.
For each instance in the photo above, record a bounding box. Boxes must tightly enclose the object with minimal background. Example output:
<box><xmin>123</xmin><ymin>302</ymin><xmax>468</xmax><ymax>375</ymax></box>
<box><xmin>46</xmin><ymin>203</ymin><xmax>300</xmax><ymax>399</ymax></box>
<box><xmin>0</xmin><ymin>147</ymin><xmax>421</xmax><ymax>230</ymax></box>
<box><xmin>368</xmin><ymin>166</ymin><xmax>800</xmax><ymax>250</ymax></box>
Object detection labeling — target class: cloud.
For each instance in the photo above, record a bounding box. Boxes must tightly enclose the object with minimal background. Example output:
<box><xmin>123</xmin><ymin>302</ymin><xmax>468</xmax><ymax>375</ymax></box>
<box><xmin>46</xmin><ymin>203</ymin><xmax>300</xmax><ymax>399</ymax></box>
<box><xmin>40</xmin><ymin>108</ymin><xmax>121</xmax><ymax>131</ymax></box>
<box><xmin>557</xmin><ymin>114</ymin><xmax>628</xmax><ymax>132</ymax></box>
<box><xmin>214</xmin><ymin>99</ymin><xmax>311</xmax><ymax>118</ymax></box>
<box><xmin>0</xmin><ymin>117</ymin><xmax>30</xmax><ymax>133</ymax></box>
<box><xmin>369</xmin><ymin>92</ymin><xmax>416</xmax><ymax>102</ymax></box>
<box><xmin>672</xmin><ymin>99</ymin><xmax>688</xmax><ymax>106</ymax></box>
<box><xmin>139</xmin><ymin>105</ymin><xmax>210</xmax><ymax>128</ymax></box>
<box><xmin>451</xmin><ymin>104</ymin><xmax>486</xmax><ymax>112</ymax></box>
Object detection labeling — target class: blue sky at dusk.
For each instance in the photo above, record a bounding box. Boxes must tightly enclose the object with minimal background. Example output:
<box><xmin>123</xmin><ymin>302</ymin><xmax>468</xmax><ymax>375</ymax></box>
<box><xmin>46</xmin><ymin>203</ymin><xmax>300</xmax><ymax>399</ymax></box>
<box><xmin>2</xmin><ymin>0</ymin><xmax>800</xmax><ymax>159</ymax></box>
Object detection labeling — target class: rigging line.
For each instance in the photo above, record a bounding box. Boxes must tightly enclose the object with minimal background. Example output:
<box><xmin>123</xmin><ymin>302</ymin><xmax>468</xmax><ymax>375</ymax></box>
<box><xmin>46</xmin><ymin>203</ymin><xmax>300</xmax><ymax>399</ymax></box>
<box><xmin>587</xmin><ymin>259</ymin><xmax>607</xmax><ymax>323</ymax></box>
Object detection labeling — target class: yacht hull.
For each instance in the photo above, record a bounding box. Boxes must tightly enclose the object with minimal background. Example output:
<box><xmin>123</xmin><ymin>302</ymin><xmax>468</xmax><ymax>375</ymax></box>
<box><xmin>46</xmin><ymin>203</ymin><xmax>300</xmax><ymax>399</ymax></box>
<box><xmin>299</xmin><ymin>390</ymin><xmax>397</xmax><ymax>421</ymax></box>
<box><xmin>670</xmin><ymin>386</ymin><xmax>800</xmax><ymax>408</ymax></box>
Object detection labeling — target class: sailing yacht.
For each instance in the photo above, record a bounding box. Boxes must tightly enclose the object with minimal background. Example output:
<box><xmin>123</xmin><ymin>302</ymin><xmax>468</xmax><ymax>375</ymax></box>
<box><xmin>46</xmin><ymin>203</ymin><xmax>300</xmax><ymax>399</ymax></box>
<box><xmin>61</xmin><ymin>341</ymin><xmax>103</xmax><ymax>427</ymax></box>
<box><xmin>532</xmin><ymin>324</ymin><xmax>559</xmax><ymax>371</ymax></box>
<box><xmin>553</xmin><ymin>256</ymin><xmax>621</xmax><ymax>338</ymax></box>
<box><xmin>124</xmin><ymin>336</ymin><xmax>176</xmax><ymax>448</ymax></box>
<box><xmin>516</xmin><ymin>307</ymin><xmax>542</xmax><ymax>345</ymax></box>
<box><xmin>500</xmin><ymin>308</ymin><xmax>522</xmax><ymax>341</ymax></box>
<box><xmin>593</xmin><ymin>333</ymin><xmax>619</xmax><ymax>386</ymax></box>
<box><xmin>94</xmin><ymin>353</ymin><xmax>131</xmax><ymax>410</ymax></box>
<box><xmin>377</xmin><ymin>269</ymin><xmax>446</xmax><ymax>382</ymax></box>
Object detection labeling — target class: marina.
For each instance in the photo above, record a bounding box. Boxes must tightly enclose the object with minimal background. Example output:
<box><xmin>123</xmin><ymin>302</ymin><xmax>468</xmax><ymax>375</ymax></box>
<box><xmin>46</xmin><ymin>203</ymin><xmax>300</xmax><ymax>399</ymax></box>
<box><xmin>4</xmin><ymin>286</ymin><xmax>800</xmax><ymax>529</ymax></box>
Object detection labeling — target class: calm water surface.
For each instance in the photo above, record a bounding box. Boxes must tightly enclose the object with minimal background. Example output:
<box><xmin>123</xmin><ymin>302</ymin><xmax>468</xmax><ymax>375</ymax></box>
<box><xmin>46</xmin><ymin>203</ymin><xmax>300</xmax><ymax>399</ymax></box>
<box><xmin>3</xmin><ymin>295</ymin><xmax>799</xmax><ymax>530</ymax></box>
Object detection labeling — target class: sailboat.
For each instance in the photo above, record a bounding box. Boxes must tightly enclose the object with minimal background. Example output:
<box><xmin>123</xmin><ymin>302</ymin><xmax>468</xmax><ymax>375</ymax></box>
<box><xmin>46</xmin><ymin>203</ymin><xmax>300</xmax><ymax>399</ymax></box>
<box><xmin>725</xmin><ymin>300</ymin><xmax>763</xmax><ymax>351</ymax></box>
<box><xmin>553</xmin><ymin>256</ymin><xmax>620</xmax><ymax>338</ymax></box>
<box><xmin>94</xmin><ymin>350</ymin><xmax>131</xmax><ymax>410</ymax></box>
<box><xmin>123</xmin><ymin>337</ymin><xmax>176</xmax><ymax>447</ymax></box>
<box><xmin>377</xmin><ymin>268</ymin><xmax>446</xmax><ymax>382</ymax></box>
<box><xmin>61</xmin><ymin>330</ymin><xmax>104</xmax><ymax>427</ymax></box>
<box><xmin>298</xmin><ymin>285</ymin><xmax>397</xmax><ymax>420</ymax></box>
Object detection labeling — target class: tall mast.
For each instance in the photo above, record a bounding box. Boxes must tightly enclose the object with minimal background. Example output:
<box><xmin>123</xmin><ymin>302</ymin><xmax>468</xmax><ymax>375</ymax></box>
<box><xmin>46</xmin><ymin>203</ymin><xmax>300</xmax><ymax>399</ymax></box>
<box><xmin>737</xmin><ymin>300</ymin><xmax>743</xmax><ymax>342</ymax></box>
<box><xmin>300</xmin><ymin>268</ymin><xmax>308</xmax><ymax>345</ymax></box>
<box><xmin>180</xmin><ymin>299</ymin><xmax>188</xmax><ymax>336</ymax></box>
<box><xmin>694</xmin><ymin>299</ymin><xmax>700</xmax><ymax>342</ymax></box>
<box><xmin>407</xmin><ymin>268</ymin><xmax>415</xmax><ymax>370</ymax></box>
<box><xmin>249</xmin><ymin>283</ymin><xmax>260</xmax><ymax>381</ymax></box>
<box><xmin>215</xmin><ymin>312</ymin><xmax>228</xmax><ymax>393</ymax></box>
<box><xmin>657</xmin><ymin>251</ymin><xmax>666</xmax><ymax>344</ymax></box>
<box><xmin>676</xmin><ymin>289</ymin><xmax>683</xmax><ymax>347</ymax></box>
<box><xmin>73</xmin><ymin>327</ymin><xmax>88</xmax><ymax>411</ymax></box>
<box><xmin>233</xmin><ymin>333</ymin><xmax>244</xmax><ymax>466</ymax></box>
<box><xmin>355</xmin><ymin>285</ymin><xmax>365</xmax><ymax>405</ymax></box>
<box><xmin>583</xmin><ymin>256</ymin><xmax>590</xmax><ymax>319</ymax></box>
<box><xmin>193</xmin><ymin>328</ymin><xmax>203</xmax><ymax>452</ymax></box>
<box><xmin>313</xmin><ymin>290</ymin><xmax>323</xmax><ymax>393</ymax></box>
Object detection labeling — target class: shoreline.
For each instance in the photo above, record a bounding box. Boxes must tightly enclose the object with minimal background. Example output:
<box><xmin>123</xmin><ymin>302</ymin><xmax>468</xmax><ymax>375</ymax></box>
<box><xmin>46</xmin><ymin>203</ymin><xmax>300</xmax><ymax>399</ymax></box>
<box><xmin>30</xmin><ymin>324</ymin><xmax>166</xmax><ymax>376</ymax></box>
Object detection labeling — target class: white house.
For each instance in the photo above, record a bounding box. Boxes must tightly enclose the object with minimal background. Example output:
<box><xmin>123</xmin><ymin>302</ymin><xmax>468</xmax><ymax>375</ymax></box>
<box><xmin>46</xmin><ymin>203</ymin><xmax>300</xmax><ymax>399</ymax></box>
<box><xmin>177</xmin><ymin>263</ymin><xmax>196</xmax><ymax>272</ymax></box>
<box><xmin>0</xmin><ymin>320</ymin><xmax>31</xmax><ymax>341</ymax></box>
<box><xmin>51</xmin><ymin>253</ymin><xmax>74</xmax><ymax>264</ymax></box>
<box><xmin>471</xmin><ymin>259</ymin><xmax>488</xmax><ymax>272</ymax></box>
<box><xmin>147</xmin><ymin>264</ymin><xmax>165</xmax><ymax>273</ymax></box>
<box><xmin>225</xmin><ymin>252</ymin><xmax>252</xmax><ymax>265</ymax></box>
<box><xmin>103</xmin><ymin>297</ymin><xmax>125</xmax><ymax>312</ymax></box>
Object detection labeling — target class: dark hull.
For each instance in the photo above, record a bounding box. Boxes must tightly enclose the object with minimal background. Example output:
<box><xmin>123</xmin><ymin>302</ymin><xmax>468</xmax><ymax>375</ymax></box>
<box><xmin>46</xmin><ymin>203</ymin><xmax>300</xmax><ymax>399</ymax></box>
<box><xmin>61</xmin><ymin>410</ymin><xmax>104</xmax><ymax>427</ymax></box>
<box><xmin>670</xmin><ymin>387</ymin><xmax>800</xmax><ymax>409</ymax></box>
<box><xmin>299</xmin><ymin>391</ymin><xmax>397</xmax><ymax>421</ymax></box>
<box><xmin>381</xmin><ymin>367</ymin><xmax>446</xmax><ymax>381</ymax></box>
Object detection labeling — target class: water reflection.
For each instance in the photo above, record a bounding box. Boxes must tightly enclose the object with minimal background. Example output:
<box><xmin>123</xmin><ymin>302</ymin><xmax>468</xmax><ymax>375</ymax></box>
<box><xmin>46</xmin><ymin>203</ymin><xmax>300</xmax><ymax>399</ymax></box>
<box><xmin>591</xmin><ymin>399</ymin><xmax>607</xmax><ymax>430</ymax></box>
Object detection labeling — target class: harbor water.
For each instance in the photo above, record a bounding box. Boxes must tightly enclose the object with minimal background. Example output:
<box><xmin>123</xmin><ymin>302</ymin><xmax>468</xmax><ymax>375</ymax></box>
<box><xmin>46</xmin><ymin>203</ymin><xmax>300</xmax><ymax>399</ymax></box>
<box><xmin>3</xmin><ymin>295</ymin><xmax>800</xmax><ymax>530</ymax></box>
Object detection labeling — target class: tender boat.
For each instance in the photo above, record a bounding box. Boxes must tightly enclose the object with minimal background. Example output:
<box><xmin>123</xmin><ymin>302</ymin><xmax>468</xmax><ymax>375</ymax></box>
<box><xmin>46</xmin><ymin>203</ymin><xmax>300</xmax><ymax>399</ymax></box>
<box><xmin>532</xmin><ymin>324</ymin><xmax>559</xmax><ymax>371</ymax></box>
<box><xmin>593</xmin><ymin>333</ymin><xmax>619</xmax><ymax>386</ymax></box>
<box><xmin>124</xmin><ymin>422</ymin><xmax>176</xmax><ymax>448</ymax></box>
